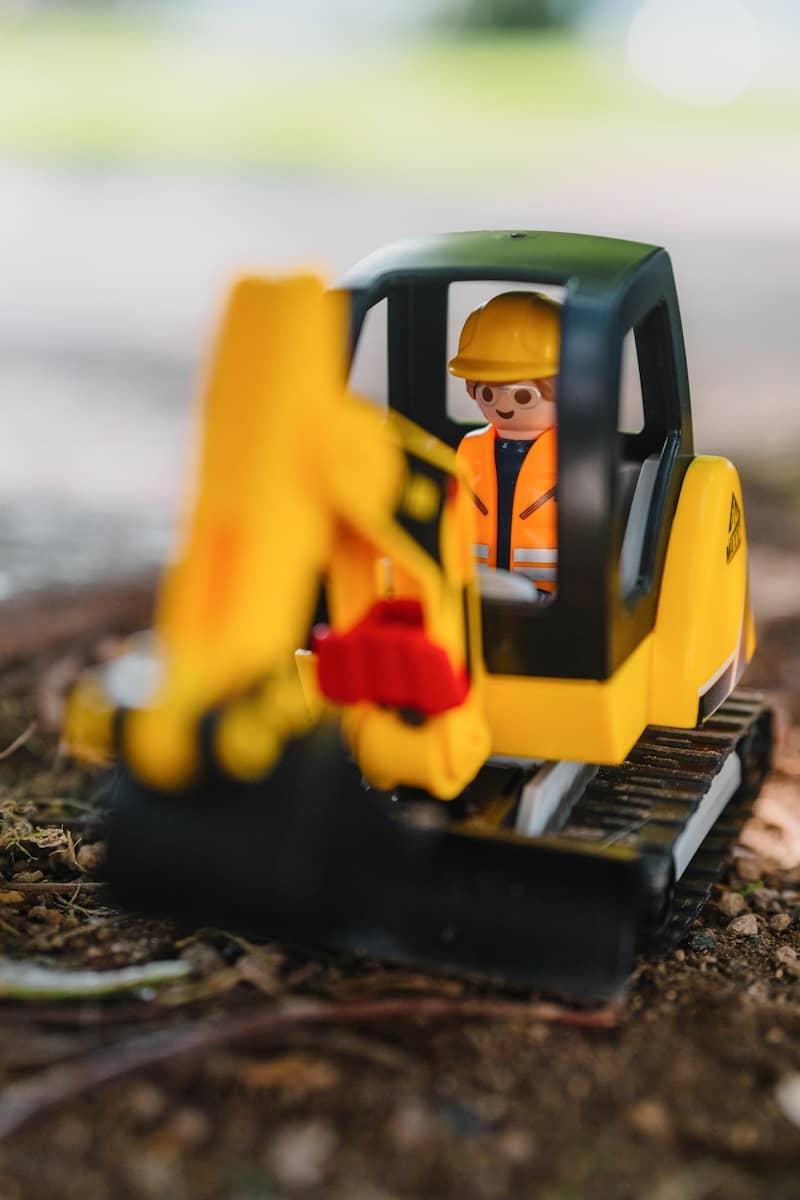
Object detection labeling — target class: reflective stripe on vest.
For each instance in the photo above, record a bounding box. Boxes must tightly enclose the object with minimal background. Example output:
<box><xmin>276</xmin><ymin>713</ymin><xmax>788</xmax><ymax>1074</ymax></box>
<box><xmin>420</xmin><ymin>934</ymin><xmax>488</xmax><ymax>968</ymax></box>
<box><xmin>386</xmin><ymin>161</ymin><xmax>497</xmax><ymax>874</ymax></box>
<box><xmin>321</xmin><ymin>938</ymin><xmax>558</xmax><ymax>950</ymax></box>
<box><xmin>512</xmin><ymin>548</ymin><xmax>559</xmax><ymax>563</ymax></box>
<box><xmin>514</xmin><ymin>566</ymin><xmax>558</xmax><ymax>583</ymax></box>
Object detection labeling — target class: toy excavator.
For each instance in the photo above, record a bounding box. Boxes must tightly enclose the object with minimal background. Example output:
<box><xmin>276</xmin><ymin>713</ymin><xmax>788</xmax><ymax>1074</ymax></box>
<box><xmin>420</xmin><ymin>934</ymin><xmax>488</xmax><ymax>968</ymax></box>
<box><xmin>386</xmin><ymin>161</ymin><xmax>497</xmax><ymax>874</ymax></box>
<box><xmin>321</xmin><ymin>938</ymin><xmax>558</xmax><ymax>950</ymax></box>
<box><xmin>65</xmin><ymin>232</ymin><xmax>772</xmax><ymax>998</ymax></box>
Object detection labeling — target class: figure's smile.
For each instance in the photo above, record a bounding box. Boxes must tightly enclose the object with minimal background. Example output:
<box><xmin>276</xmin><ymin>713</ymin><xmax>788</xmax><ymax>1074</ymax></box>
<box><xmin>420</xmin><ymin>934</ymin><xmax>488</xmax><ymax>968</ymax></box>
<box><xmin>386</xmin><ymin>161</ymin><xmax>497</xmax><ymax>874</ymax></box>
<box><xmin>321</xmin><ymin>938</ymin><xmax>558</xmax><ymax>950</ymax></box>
<box><xmin>497</xmin><ymin>409</ymin><xmax>514</xmax><ymax>419</ymax></box>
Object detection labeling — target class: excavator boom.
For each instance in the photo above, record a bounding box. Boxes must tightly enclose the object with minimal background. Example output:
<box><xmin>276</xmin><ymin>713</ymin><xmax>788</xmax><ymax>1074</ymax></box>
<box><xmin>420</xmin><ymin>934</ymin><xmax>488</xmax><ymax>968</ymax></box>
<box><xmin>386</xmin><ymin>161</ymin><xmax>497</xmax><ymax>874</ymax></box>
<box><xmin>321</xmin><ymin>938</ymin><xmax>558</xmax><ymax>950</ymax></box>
<box><xmin>66</xmin><ymin>274</ymin><xmax>490</xmax><ymax>800</ymax></box>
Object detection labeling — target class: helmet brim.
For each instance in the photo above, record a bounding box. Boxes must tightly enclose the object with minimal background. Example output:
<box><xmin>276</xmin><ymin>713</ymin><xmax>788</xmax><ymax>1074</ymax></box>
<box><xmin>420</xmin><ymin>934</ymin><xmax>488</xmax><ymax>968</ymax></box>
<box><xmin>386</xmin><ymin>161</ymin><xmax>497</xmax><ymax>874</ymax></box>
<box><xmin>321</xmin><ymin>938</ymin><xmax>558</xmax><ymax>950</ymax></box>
<box><xmin>448</xmin><ymin>354</ymin><xmax>559</xmax><ymax>383</ymax></box>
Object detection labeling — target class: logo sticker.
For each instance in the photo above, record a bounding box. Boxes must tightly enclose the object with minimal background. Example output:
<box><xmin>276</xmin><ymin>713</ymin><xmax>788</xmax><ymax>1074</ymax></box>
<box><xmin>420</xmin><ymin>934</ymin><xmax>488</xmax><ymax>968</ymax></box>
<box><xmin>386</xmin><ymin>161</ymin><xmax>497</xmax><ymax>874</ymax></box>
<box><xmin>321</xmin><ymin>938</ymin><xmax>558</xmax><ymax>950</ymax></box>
<box><xmin>726</xmin><ymin>494</ymin><xmax>742</xmax><ymax>563</ymax></box>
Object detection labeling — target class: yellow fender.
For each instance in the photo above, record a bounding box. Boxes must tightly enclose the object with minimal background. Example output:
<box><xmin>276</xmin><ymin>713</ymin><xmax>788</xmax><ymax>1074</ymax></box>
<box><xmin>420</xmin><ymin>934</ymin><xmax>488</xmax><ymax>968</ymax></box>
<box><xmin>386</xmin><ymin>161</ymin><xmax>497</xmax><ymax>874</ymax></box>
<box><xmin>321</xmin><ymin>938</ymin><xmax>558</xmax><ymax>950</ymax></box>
<box><xmin>650</xmin><ymin>456</ymin><xmax>753</xmax><ymax>728</ymax></box>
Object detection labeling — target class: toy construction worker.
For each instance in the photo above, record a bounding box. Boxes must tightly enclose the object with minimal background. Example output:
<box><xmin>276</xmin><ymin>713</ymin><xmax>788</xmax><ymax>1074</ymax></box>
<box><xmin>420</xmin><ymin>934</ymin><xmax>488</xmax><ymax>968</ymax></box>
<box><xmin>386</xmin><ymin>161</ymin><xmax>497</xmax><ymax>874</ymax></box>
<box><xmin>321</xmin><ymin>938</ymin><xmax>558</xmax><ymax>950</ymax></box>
<box><xmin>449</xmin><ymin>291</ymin><xmax>559</xmax><ymax>593</ymax></box>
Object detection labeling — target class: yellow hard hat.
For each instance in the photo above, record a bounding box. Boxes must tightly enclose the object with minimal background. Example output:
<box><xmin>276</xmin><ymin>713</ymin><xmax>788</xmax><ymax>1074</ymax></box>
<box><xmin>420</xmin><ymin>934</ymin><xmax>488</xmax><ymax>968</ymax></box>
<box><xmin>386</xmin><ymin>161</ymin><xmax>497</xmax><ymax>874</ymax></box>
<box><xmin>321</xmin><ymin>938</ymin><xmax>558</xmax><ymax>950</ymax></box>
<box><xmin>448</xmin><ymin>291</ymin><xmax>561</xmax><ymax>383</ymax></box>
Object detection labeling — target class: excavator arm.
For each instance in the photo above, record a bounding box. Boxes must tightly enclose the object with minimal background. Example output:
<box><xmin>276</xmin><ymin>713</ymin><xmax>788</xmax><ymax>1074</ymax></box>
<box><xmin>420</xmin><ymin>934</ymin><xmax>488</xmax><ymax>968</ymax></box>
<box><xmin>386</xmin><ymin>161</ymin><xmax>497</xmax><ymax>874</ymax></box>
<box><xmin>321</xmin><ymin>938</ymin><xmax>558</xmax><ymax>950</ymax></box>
<box><xmin>65</xmin><ymin>273</ymin><xmax>490</xmax><ymax>800</ymax></box>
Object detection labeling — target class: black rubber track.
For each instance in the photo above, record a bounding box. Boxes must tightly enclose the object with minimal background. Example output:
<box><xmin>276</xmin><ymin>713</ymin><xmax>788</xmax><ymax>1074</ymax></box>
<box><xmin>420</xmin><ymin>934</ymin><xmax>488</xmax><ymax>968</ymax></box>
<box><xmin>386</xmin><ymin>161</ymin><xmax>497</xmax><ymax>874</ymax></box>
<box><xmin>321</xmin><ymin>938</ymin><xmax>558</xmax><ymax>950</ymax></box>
<box><xmin>559</xmin><ymin>689</ymin><xmax>773</xmax><ymax>950</ymax></box>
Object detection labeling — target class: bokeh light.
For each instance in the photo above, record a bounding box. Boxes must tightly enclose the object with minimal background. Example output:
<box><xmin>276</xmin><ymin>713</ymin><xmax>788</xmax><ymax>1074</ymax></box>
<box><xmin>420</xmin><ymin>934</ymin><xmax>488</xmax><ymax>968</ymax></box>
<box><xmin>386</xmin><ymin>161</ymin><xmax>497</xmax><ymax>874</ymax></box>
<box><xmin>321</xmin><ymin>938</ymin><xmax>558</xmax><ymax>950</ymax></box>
<box><xmin>627</xmin><ymin>0</ymin><xmax>761</xmax><ymax>105</ymax></box>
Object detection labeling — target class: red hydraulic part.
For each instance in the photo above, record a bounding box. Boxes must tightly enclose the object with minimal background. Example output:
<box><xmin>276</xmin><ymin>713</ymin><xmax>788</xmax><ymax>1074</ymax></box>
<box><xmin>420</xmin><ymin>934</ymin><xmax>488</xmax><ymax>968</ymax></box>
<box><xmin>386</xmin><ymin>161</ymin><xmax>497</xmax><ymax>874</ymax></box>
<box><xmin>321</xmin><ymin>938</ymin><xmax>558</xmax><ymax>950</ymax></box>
<box><xmin>312</xmin><ymin>599</ymin><xmax>469</xmax><ymax>716</ymax></box>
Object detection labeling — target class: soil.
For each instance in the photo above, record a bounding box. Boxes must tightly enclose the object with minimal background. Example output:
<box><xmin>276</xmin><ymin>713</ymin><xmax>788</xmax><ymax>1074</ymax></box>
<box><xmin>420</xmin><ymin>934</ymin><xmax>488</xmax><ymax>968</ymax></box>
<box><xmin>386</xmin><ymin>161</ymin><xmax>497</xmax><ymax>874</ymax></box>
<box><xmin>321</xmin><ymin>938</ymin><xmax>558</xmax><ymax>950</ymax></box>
<box><xmin>0</xmin><ymin>515</ymin><xmax>799</xmax><ymax>1199</ymax></box>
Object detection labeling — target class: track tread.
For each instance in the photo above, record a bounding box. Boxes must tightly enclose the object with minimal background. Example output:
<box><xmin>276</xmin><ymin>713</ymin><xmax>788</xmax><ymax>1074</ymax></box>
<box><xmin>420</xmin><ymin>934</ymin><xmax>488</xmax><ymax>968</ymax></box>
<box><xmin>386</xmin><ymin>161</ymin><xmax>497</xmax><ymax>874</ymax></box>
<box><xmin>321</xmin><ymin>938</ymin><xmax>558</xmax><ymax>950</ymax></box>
<box><xmin>560</xmin><ymin>688</ymin><xmax>771</xmax><ymax>950</ymax></box>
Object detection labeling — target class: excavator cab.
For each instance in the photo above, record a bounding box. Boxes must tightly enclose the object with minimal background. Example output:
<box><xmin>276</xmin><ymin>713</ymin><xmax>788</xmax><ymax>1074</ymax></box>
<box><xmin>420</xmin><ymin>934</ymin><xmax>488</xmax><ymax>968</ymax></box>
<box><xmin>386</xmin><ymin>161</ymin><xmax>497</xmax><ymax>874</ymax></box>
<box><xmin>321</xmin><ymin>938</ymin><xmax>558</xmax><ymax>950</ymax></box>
<box><xmin>342</xmin><ymin>232</ymin><xmax>693</xmax><ymax>685</ymax></box>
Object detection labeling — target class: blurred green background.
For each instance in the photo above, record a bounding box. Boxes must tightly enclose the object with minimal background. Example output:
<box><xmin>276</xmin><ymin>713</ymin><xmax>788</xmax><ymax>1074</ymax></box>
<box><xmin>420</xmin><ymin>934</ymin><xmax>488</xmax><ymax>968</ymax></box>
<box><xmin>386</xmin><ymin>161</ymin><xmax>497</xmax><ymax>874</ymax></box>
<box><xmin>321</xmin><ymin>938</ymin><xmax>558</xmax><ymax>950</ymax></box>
<box><xmin>0</xmin><ymin>2</ymin><xmax>796</xmax><ymax>173</ymax></box>
<box><xmin>0</xmin><ymin>0</ymin><xmax>798</xmax><ymax>604</ymax></box>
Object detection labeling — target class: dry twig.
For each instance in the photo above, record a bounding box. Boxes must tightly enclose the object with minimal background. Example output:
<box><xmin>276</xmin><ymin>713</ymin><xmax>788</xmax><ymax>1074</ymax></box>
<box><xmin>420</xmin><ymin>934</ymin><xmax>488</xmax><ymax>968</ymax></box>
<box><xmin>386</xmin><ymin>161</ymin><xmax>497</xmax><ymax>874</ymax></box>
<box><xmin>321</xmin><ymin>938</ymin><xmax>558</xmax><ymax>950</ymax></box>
<box><xmin>4</xmin><ymin>882</ymin><xmax>107</xmax><ymax>896</ymax></box>
<box><xmin>0</xmin><ymin>995</ymin><xmax>619</xmax><ymax>1139</ymax></box>
<box><xmin>0</xmin><ymin>720</ymin><xmax>37</xmax><ymax>761</ymax></box>
<box><xmin>0</xmin><ymin>959</ymin><xmax>191</xmax><ymax>1001</ymax></box>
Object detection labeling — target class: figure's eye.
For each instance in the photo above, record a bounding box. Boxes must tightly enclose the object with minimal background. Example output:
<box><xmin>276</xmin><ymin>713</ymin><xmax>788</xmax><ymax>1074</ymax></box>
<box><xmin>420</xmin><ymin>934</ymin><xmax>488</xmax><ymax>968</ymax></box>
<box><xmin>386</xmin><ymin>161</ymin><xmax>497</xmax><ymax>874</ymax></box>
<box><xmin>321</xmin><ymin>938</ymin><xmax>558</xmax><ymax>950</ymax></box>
<box><xmin>480</xmin><ymin>386</ymin><xmax>495</xmax><ymax>405</ymax></box>
<box><xmin>514</xmin><ymin>389</ymin><xmax>532</xmax><ymax>405</ymax></box>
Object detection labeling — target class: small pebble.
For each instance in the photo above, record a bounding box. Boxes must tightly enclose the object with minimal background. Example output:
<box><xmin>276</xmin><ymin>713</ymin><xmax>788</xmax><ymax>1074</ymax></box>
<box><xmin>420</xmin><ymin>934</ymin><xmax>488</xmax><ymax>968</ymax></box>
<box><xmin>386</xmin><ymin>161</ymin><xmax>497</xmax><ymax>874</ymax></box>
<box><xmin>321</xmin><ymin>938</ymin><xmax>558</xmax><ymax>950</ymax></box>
<box><xmin>776</xmin><ymin>1075</ymin><xmax>800</xmax><ymax>1128</ymax></box>
<box><xmin>626</xmin><ymin>1099</ymin><xmax>672</xmax><ymax>1140</ymax></box>
<box><xmin>719</xmin><ymin>891</ymin><xmax>747</xmax><ymax>918</ymax></box>
<box><xmin>76</xmin><ymin>843</ymin><xmax>105</xmax><ymax>873</ymax></box>
<box><xmin>736</xmin><ymin>859</ymin><xmax>765</xmax><ymax>883</ymax></box>
<box><xmin>167</xmin><ymin>1107</ymin><xmax>210</xmax><ymax>1148</ymax></box>
<box><xmin>728</xmin><ymin>913</ymin><xmax>759</xmax><ymax>937</ymax></box>
<box><xmin>52</xmin><ymin>1114</ymin><xmax>93</xmax><ymax>1155</ymax></box>
<box><xmin>727</xmin><ymin>1122</ymin><xmax>759</xmax><ymax>1152</ymax></box>
<box><xmin>124</xmin><ymin>1151</ymin><xmax>176</xmax><ymax>1198</ymax></box>
<box><xmin>688</xmin><ymin>930</ymin><xmax>717</xmax><ymax>952</ymax></box>
<box><xmin>387</xmin><ymin>1103</ymin><xmax>430</xmax><ymax>1150</ymax></box>
<box><xmin>673</xmin><ymin>949</ymin><xmax>686</xmax><ymax>962</ymax></box>
<box><xmin>267</xmin><ymin>1120</ymin><xmax>337</xmax><ymax>1189</ymax></box>
<box><xmin>0</xmin><ymin>891</ymin><xmax>24</xmax><ymax>905</ymax></box>
<box><xmin>126</xmin><ymin>1082</ymin><xmax>168</xmax><ymax>1125</ymax></box>
<box><xmin>496</xmin><ymin>1128</ymin><xmax>535</xmax><ymax>1164</ymax></box>
<box><xmin>770</xmin><ymin>913</ymin><xmax>792</xmax><ymax>933</ymax></box>
<box><xmin>775</xmin><ymin>946</ymin><xmax>800</xmax><ymax>977</ymax></box>
<box><xmin>179</xmin><ymin>940</ymin><xmax>227</xmax><ymax>978</ymax></box>
<box><xmin>12</xmin><ymin>869</ymin><xmax>43</xmax><ymax>883</ymax></box>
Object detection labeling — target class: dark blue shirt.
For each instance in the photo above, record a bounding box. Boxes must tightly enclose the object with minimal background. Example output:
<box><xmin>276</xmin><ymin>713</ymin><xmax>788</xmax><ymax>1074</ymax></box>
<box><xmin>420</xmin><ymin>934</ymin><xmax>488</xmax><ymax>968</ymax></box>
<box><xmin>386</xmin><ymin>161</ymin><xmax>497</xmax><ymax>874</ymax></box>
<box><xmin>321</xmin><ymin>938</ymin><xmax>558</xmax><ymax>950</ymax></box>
<box><xmin>494</xmin><ymin>437</ymin><xmax>534</xmax><ymax>571</ymax></box>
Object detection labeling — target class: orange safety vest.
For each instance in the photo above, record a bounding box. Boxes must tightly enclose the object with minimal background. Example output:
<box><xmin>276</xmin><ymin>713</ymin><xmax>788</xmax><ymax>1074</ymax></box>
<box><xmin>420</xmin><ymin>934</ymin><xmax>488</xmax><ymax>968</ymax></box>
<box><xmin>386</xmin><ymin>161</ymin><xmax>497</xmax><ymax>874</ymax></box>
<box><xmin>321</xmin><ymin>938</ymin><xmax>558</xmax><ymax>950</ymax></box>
<box><xmin>456</xmin><ymin>425</ymin><xmax>557</xmax><ymax>590</ymax></box>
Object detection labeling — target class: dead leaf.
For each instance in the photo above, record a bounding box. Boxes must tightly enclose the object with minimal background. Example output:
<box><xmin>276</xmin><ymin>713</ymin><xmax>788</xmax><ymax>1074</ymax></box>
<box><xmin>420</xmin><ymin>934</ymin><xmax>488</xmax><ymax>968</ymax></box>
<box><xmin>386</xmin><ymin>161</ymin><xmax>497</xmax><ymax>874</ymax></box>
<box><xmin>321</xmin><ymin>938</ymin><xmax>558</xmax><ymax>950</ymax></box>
<box><xmin>741</xmin><ymin>783</ymin><xmax>800</xmax><ymax>869</ymax></box>
<box><xmin>238</xmin><ymin>1054</ymin><xmax>340</xmax><ymax>1097</ymax></box>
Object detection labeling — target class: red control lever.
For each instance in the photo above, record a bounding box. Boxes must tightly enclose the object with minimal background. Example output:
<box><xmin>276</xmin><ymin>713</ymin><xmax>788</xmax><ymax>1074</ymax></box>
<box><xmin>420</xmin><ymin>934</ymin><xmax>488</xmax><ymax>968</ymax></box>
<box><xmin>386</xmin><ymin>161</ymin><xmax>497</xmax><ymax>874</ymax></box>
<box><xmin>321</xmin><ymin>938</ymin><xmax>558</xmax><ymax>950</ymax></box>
<box><xmin>312</xmin><ymin>599</ymin><xmax>469</xmax><ymax>716</ymax></box>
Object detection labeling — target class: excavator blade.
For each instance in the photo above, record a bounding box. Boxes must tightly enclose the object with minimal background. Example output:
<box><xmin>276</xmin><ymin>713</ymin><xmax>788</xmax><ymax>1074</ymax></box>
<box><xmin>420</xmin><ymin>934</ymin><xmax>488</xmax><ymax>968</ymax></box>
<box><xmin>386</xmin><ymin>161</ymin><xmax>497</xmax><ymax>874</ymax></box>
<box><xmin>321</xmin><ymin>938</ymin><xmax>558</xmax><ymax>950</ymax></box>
<box><xmin>105</xmin><ymin>726</ymin><xmax>644</xmax><ymax>1001</ymax></box>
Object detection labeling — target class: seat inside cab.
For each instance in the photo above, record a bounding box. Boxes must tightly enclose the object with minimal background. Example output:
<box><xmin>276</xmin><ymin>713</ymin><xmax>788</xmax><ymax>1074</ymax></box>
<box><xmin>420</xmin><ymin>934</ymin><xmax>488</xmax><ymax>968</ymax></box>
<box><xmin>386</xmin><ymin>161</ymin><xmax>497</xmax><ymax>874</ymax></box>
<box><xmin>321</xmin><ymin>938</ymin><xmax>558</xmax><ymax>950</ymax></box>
<box><xmin>476</xmin><ymin>451</ymin><xmax>661</xmax><ymax>604</ymax></box>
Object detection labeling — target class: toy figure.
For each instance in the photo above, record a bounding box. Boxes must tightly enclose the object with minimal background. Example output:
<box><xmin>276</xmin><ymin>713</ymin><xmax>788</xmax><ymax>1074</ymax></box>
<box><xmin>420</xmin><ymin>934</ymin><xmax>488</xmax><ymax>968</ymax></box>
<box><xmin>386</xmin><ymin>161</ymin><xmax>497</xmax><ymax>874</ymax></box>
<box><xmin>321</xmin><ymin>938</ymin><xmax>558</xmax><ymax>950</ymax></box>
<box><xmin>449</xmin><ymin>291</ymin><xmax>560</xmax><ymax>593</ymax></box>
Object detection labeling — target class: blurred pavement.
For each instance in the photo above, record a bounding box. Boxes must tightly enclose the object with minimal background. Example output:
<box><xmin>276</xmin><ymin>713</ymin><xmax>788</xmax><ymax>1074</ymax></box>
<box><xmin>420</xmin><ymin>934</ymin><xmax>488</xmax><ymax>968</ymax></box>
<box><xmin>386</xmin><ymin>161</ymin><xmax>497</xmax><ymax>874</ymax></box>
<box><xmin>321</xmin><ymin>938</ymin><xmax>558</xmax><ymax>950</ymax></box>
<box><xmin>2</xmin><ymin>164</ymin><xmax>798</xmax><ymax>602</ymax></box>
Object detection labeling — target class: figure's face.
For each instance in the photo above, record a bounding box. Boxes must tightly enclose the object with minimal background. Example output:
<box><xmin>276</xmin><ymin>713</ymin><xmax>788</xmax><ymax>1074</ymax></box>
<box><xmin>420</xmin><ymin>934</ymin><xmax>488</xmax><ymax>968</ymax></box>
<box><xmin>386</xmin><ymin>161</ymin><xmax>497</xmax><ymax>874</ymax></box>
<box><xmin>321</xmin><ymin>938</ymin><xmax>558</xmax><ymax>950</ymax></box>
<box><xmin>467</xmin><ymin>377</ymin><xmax>557</xmax><ymax>440</ymax></box>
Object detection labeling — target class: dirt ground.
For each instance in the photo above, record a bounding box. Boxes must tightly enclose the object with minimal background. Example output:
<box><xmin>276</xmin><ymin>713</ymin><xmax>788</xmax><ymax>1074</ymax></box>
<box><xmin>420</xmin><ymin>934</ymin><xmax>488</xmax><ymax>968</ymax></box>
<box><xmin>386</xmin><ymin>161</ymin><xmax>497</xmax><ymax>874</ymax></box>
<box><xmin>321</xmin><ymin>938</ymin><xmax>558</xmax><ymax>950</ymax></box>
<box><xmin>0</xmin><ymin>497</ymin><xmax>799</xmax><ymax>1200</ymax></box>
